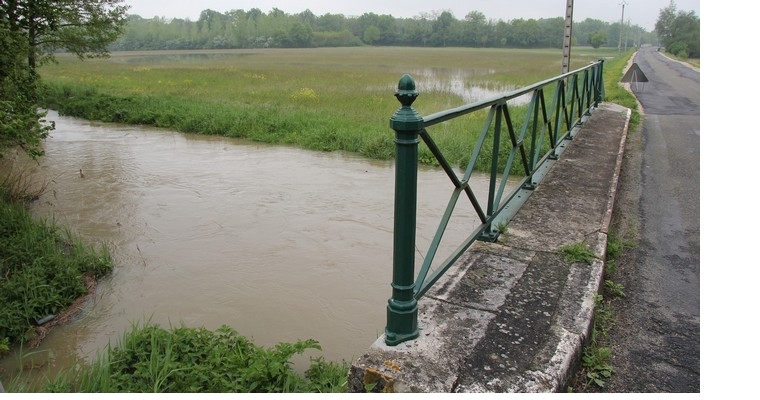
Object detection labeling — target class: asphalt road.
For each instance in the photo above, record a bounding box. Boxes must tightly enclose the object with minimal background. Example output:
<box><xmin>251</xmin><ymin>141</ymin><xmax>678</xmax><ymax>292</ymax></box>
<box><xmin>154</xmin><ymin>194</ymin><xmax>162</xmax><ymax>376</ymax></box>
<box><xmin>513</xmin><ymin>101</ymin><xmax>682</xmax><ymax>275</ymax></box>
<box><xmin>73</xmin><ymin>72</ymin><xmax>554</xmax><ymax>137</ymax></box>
<box><xmin>604</xmin><ymin>46</ymin><xmax>700</xmax><ymax>392</ymax></box>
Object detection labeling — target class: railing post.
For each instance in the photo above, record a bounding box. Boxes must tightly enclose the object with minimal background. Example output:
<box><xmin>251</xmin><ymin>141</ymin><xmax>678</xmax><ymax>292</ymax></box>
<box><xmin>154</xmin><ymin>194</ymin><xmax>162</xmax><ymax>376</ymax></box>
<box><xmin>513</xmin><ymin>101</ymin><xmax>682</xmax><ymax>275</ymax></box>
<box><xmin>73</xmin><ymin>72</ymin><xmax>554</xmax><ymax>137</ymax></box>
<box><xmin>385</xmin><ymin>74</ymin><xmax>422</xmax><ymax>346</ymax></box>
<box><xmin>595</xmin><ymin>59</ymin><xmax>605</xmax><ymax>106</ymax></box>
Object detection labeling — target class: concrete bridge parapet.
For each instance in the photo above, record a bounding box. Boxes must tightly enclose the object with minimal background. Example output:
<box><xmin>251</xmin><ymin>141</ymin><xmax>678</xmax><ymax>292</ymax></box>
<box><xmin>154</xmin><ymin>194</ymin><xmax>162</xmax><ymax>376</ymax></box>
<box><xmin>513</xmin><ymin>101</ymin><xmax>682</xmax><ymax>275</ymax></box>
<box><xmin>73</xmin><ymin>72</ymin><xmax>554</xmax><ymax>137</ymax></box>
<box><xmin>348</xmin><ymin>102</ymin><xmax>632</xmax><ymax>393</ymax></box>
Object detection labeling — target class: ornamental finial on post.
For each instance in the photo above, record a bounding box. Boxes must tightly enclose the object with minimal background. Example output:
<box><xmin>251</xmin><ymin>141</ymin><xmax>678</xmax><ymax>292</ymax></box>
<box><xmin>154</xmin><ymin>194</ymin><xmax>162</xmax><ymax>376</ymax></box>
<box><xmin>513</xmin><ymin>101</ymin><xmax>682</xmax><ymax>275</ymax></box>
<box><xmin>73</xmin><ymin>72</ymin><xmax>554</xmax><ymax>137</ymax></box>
<box><xmin>394</xmin><ymin>74</ymin><xmax>418</xmax><ymax>106</ymax></box>
<box><xmin>390</xmin><ymin>74</ymin><xmax>423</xmax><ymax>133</ymax></box>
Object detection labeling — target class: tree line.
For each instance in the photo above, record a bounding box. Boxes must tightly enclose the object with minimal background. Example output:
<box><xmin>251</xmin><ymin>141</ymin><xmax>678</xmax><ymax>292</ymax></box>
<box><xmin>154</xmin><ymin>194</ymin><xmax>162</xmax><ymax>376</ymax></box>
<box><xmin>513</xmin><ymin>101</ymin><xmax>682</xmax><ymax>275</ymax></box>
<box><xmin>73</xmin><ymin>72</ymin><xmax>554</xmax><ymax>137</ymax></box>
<box><xmin>110</xmin><ymin>8</ymin><xmax>656</xmax><ymax>51</ymax></box>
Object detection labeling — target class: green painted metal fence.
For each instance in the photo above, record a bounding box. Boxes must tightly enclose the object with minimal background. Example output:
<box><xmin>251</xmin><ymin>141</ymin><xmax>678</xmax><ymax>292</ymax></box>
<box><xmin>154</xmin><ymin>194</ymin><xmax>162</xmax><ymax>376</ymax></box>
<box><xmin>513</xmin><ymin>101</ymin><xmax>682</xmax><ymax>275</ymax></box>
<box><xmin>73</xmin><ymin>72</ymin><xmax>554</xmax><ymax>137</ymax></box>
<box><xmin>385</xmin><ymin>60</ymin><xmax>605</xmax><ymax>346</ymax></box>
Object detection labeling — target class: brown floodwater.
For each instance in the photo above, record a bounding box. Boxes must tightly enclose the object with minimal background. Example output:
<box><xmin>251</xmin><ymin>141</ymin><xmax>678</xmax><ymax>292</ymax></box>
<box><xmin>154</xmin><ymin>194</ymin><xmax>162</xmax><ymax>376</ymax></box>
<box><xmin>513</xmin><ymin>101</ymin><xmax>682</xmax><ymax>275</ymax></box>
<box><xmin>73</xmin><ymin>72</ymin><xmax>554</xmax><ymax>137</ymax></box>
<box><xmin>1</xmin><ymin>110</ymin><xmax>504</xmax><ymax>383</ymax></box>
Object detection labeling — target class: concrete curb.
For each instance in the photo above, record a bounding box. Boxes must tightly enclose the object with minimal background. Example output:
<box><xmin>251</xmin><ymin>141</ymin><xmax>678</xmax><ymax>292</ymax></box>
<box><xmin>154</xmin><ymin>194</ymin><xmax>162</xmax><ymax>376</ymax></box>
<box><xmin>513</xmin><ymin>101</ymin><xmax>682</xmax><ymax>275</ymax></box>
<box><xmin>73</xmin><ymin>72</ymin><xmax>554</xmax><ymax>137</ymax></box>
<box><xmin>602</xmin><ymin>105</ymin><xmax>633</xmax><ymax>235</ymax></box>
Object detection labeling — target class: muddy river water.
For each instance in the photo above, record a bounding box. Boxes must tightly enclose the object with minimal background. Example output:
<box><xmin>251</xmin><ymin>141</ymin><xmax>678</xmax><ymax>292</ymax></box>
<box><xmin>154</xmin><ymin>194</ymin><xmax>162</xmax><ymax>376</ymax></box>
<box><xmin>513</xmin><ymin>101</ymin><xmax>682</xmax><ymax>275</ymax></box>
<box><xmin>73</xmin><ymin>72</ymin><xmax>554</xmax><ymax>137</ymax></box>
<box><xmin>1</xmin><ymin>110</ymin><xmax>502</xmax><ymax>381</ymax></box>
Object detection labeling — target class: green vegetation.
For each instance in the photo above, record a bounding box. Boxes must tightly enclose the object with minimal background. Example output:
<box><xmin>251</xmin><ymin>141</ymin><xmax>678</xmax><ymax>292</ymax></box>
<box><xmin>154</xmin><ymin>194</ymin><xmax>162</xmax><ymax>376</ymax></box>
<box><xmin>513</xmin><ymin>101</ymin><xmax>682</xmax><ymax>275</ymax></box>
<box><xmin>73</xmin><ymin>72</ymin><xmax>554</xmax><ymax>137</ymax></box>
<box><xmin>113</xmin><ymin>8</ymin><xmax>655</xmax><ymax>51</ymax></box>
<box><xmin>496</xmin><ymin>221</ymin><xmax>509</xmax><ymax>234</ymax></box>
<box><xmin>569</xmin><ymin>233</ymin><xmax>633</xmax><ymax>392</ymax></box>
<box><xmin>39</xmin><ymin>46</ymin><xmax>616</xmax><ymax>173</ymax></box>
<box><xmin>559</xmin><ymin>241</ymin><xmax>595</xmax><ymax>265</ymax></box>
<box><xmin>1</xmin><ymin>0</ymin><xmax>128</xmax><ymax>159</ymax></box>
<box><xmin>0</xmin><ymin>21</ymin><xmax>53</xmax><ymax>159</ymax></box>
<box><xmin>0</xmin><ymin>172</ymin><xmax>113</xmax><ymax>349</ymax></box>
<box><xmin>587</xmin><ymin>30</ymin><xmax>608</xmax><ymax>49</ymax></box>
<box><xmin>602</xmin><ymin>49</ymin><xmax>642</xmax><ymax>131</ymax></box>
<box><xmin>655</xmin><ymin>1</ymin><xmax>700</xmax><ymax>58</ymax></box>
<box><xmin>12</xmin><ymin>323</ymin><xmax>347</xmax><ymax>393</ymax></box>
<box><xmin>578</xmin><ymin>296</ymin><xmax>615</xmax><ymax>390</ymax></box>
<box><xmin>561</xmin><ymin>235</ymin><xmax>630</xmax><ymax>391</ymax></box>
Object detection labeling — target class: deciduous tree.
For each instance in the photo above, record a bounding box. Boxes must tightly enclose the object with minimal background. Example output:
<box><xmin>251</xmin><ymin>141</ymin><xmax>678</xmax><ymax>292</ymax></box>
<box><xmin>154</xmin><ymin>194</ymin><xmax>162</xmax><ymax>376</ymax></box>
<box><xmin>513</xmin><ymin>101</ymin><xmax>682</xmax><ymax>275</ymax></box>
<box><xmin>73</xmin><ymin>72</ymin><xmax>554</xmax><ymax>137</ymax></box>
<box><xmin>655</xmin><ymin>0</ymin><xmax>699</xmax><ymax>58</ymax></box>
<box><xmin>588</xmin><ymin>30</ymin><xmax>607</xmax><ymax>49</ymax></box>
<box><xmin>0</xmin><ymin>19</ymin><xmax>52</xmax><ymax>158</ymax></box>
<box><xmin>0</xmin><ymin>0</ymin><xmax>128</xmax><ymax>158</ymax></box>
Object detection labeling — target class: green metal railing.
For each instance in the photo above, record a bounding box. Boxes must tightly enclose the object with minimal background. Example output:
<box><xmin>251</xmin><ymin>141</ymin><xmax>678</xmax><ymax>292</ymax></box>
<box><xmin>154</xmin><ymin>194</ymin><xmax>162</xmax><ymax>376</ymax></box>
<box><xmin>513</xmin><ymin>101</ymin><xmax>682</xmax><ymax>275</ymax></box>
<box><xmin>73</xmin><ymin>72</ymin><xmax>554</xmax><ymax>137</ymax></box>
<box><xmin>384</xmin><ymin>60</ymin><xmax>605</xmax><ymax>346</ymax></box>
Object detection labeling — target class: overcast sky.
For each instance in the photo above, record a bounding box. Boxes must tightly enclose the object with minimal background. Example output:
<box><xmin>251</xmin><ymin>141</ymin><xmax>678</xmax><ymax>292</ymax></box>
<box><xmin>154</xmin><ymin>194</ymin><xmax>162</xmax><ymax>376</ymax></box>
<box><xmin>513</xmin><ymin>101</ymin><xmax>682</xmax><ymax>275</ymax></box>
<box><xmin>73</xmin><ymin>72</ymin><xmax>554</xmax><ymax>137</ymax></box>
<box><xmin>123</xmin><ymin>0</ymin><xmax>701</xmax><ymax>32</ymax></box>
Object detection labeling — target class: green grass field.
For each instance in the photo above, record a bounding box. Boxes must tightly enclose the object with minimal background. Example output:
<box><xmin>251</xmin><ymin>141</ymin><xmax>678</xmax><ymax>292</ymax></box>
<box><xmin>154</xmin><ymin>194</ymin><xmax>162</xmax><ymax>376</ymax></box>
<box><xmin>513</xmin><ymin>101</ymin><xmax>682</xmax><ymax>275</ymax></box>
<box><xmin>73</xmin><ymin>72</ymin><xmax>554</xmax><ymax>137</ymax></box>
<box><xmin>40</xmin><ymin>47</ymin><xmax>621</xmax><ymax>166</ymax></box>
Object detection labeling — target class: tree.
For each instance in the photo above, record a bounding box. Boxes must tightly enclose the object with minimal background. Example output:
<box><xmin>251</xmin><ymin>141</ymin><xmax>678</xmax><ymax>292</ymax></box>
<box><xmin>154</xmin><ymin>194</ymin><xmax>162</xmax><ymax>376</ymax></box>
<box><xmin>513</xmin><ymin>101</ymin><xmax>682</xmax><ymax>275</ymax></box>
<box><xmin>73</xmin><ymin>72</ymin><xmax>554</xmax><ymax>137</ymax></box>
<box><xmin>2</xmin><ymin>0</ymin><xmax>129</xmax><ymax>71</ymax></box>
<box><xmin>288</xmin><ymin>21</ymin><xmax>313</xmax><ymax>47</ymax></box>
<box><xmin>462</xmin><ymin>11</ymin><xmax>488</xmax><ymax>47</ymax></box>
<box><xmin>363</xmin><ymin>25</ymin><xmax>379</xmax><ymax>45</ymax></box>
<box><xmin>655</xmin><ymin>1</ymin><xmax>699</xmax><ymax>58</ymax></box>
<box><xmin>0</xmin><ymin>0</ymin><xmax>128</xmax><ymax>158</ymax></box>
<box><xmin>509</xmin><ymin>18</ymin><xmax>540</xmax><ymax>47</ymax></box>
<box><xmin>431</xmin><ymin>11</ymin><xmax>455</xmax><ymax>46</ymax></box>
<box><xmin>588</xmin><ymin>30</ymin><xmax>607</xmax><ymax>49</ymax></box>
<box><xmin>0</xmin><ymin>19</ymin><xmax>53</xmax><ymax>159</ymax></box>
<box><xmin>315</xmin><ymin>13</ymin><xmax>347</xmax><ymax>32</ymax></box>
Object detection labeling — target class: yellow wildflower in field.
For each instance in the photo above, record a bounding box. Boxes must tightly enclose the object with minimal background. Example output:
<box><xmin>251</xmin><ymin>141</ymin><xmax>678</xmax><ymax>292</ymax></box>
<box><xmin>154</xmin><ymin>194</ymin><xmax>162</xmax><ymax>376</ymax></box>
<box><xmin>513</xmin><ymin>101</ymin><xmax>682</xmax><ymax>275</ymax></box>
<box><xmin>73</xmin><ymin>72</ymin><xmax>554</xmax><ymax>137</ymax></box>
<box><xmin>243</xmin><ymin>73</ymin><xmax>266</xmax><ymax>80</ymax></box>
<box><xmin>291</xmin><ymin>87</ymin><xmax>318</xmax><ymax>101</ymax></box>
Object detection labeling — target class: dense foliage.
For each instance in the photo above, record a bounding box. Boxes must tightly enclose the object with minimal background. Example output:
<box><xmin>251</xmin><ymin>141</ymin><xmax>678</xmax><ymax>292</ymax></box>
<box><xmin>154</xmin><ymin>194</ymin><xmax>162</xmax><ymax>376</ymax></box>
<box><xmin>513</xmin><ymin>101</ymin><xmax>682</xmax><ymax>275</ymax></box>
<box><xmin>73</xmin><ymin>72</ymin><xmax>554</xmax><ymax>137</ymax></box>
<box><xmin>0</xmin><ymin>0</ymin><xmax>128</xmax><ymax>158</ymax></box>
<box><xmin>110</xmin><ymin>8</ymin><xmax>655</xmax><ymax>51</ymax></box>
<box><xmin>655</xmin><ymin>1</ymin><xmax>700</xmax><ymax>58</ymax></box>
<box><xmin>39</xmin><ymin>324</ymin><xmax>348</xmax><ymax>393</ymax></box>
<box><xmin>0</xmin><ymin>10</ymin><xmax>52</xmax><ymax>159</ymax></box>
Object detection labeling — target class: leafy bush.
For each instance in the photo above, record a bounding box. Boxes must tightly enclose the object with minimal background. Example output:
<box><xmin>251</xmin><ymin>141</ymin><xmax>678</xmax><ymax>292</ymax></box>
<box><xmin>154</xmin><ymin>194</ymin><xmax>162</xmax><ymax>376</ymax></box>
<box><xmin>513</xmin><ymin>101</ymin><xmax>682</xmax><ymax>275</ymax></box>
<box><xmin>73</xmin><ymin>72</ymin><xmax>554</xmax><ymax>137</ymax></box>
<box><xmin>41</xmin><ymin>323</ymin><xmax>348</xmax><ymax>393</ymax></box>
<box><xmin>0</xmin><ymin>194</ymin><xmax>113</xmax><ymax>345</ymax></box>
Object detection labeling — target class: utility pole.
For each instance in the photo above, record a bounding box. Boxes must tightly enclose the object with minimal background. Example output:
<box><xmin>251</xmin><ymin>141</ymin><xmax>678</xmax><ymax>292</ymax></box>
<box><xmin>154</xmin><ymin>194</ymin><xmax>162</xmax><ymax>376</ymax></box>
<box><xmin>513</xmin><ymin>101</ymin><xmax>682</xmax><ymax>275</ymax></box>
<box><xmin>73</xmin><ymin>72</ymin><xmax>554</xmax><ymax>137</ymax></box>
<box><xmin>561</xmin><ymin>0</ymin><xmax>574</xmax><ymax>74</ymax></box>
<box><xmin>618</xmin><ymin>1</ymin><xmax>627</xmax><ymax>55</ymax></box>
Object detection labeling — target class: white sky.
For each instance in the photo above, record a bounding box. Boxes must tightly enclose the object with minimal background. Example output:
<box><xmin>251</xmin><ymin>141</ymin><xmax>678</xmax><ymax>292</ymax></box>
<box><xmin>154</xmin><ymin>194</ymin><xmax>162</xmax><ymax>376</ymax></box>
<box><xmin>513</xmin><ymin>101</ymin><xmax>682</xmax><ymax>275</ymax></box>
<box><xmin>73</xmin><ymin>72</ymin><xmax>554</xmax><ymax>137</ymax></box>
<box><xmin>123</xmin><ymin>0</ymin><xmax>701</xmax><ymax>31</ymax></box>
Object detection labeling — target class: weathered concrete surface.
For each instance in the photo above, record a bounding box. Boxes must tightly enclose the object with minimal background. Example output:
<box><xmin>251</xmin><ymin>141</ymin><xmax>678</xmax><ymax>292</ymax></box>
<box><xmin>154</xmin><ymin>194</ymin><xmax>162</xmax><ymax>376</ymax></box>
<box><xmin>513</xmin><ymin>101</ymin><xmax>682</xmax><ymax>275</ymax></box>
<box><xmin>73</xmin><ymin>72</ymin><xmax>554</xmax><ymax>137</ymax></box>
<box><xmin>348</xmin><ymin>102</ymin><xmax>632</xmax><ymax>393</ymax></box>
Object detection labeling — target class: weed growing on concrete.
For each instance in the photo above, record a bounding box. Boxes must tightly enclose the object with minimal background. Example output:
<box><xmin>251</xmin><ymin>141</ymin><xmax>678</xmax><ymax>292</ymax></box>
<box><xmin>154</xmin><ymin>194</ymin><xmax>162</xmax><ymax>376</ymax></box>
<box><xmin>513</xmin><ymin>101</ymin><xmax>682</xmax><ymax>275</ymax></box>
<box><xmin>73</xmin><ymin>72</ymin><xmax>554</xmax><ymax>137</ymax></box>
<box><xmin>569</xmin><ymin>234</ymin><xmax>629</xmax><ymax>392</ymax></box>
<box><xmin>581</xmin><ymin>341</ymin><xmax>614</xmax><ymax>389</ymax></box>
<box><xmin>575</xmin><ymin>295</ymin><xmax>616</xmax><ymax>391</ymax></box>
<box><xmin>558</xmin><ymin>241</ymin><xmax>595</xmax><ymax>265</ymax></box>
<box><xmin>604</xmin><ymin>280</ymin><xmax>626</xmax><ymax>298</ymax></box>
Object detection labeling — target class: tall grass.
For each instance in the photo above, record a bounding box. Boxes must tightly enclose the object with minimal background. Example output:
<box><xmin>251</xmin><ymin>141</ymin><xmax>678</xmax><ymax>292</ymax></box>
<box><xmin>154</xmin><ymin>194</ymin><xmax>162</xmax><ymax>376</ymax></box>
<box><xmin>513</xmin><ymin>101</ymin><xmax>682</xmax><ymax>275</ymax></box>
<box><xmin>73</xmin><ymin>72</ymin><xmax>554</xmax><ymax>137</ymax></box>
<box><xmin>28</xmin><ymin>322</ymin><xmax>348</xmax><ymax>393</ymax></box>
<box><xmin>601</xmin><ymin>49</ymin><xmax>642</xmax><ymax>129</ymax></box>
<box><xmin>0</xmin><ymin>198</ymin><xmax>113</xmax><ymax>345</ymax></box>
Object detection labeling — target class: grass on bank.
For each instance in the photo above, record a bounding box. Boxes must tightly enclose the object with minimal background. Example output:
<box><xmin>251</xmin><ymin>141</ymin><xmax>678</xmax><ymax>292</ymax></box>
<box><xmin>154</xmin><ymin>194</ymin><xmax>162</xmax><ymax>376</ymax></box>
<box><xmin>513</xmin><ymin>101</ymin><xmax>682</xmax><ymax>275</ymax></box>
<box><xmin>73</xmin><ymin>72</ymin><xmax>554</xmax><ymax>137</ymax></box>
<box><xmin>12</xmin><ymin>323</ymin><xmax>348</xmax><ymax>393</ymax></box>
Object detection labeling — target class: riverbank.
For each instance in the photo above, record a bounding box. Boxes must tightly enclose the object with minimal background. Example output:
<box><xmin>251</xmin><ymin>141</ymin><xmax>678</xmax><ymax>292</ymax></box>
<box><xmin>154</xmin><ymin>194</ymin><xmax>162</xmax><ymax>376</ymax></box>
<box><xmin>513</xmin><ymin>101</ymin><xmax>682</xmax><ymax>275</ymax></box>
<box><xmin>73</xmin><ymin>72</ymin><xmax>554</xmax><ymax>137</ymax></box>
<box><xmin>0</xmin><ymin>158</ymin><xmax>114</xmax><ymax>356</ymax></box>
<box><xmin>1</xmin><ymin>156</ymin><xmax>352</xmax><ymax>393</ymax></box>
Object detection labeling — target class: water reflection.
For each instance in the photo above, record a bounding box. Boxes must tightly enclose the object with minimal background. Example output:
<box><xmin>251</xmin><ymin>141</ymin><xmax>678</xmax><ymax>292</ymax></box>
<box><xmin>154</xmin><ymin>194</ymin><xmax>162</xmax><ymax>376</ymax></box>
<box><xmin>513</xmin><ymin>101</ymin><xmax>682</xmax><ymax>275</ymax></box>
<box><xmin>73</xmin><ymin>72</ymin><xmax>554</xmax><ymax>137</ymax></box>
<box><xmin>405</xmin><ymin>67</ymin><xmax>531</xmax><ymax>104</ymax></box>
